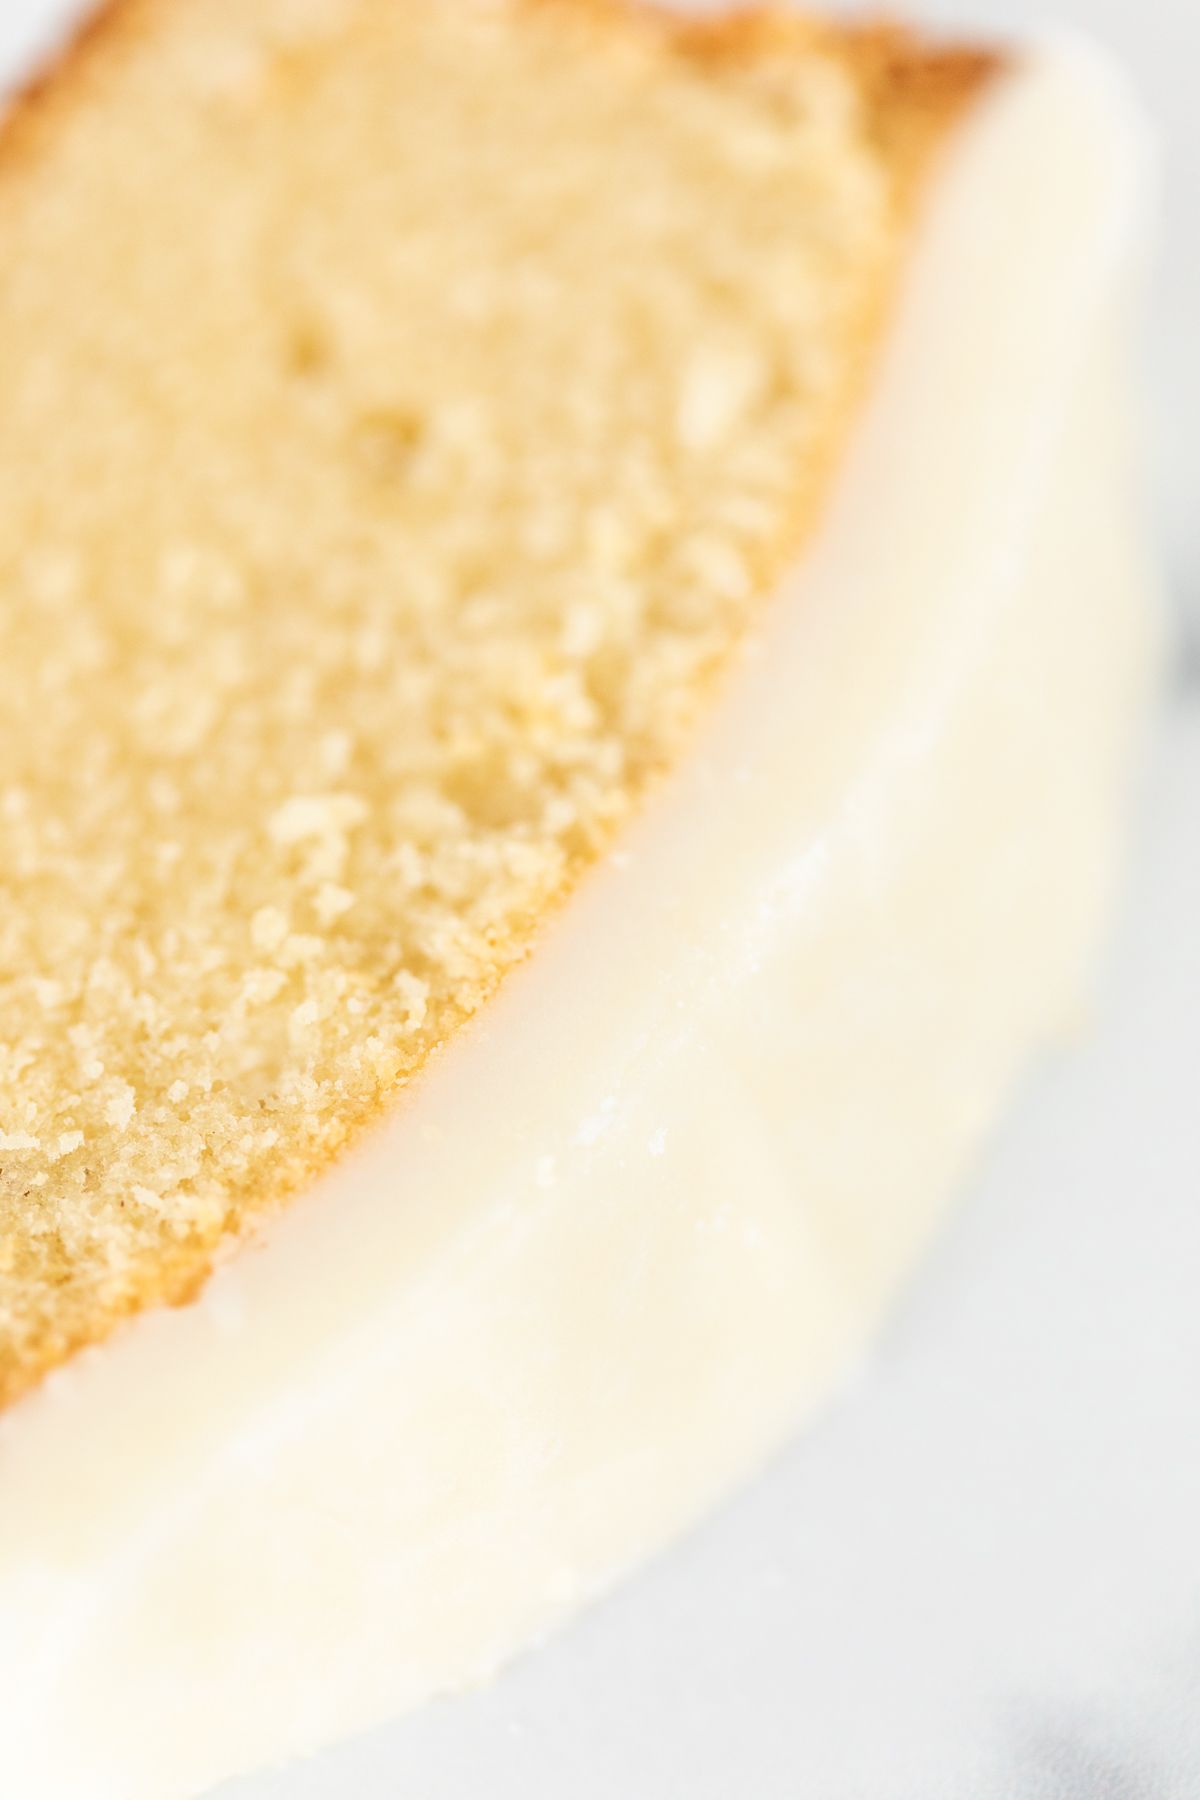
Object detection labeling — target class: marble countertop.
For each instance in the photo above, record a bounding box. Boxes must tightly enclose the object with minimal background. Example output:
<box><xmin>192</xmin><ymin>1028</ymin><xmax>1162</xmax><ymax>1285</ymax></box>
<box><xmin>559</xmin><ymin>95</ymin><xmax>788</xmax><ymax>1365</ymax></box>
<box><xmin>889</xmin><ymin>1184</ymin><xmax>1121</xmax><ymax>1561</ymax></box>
<box><xmin>2</xmin><ymin>2</ymin><xmax>1197</xmax><ymax>1795</ymax></box>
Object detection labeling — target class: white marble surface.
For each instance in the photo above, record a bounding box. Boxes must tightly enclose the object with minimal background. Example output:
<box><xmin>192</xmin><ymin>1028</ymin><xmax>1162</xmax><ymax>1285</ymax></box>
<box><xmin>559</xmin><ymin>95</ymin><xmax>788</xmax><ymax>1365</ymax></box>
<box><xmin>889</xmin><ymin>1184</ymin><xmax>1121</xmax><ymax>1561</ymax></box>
<box><xmin>2</xmin><ymin>3</ymin><xmax>1197</xmax><ymax>1796</ymax></box>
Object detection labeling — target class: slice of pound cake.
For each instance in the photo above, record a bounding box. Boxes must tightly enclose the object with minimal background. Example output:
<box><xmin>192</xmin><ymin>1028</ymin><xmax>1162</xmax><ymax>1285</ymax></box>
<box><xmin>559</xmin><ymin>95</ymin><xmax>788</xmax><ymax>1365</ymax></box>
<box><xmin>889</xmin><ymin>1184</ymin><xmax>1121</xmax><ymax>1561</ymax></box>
<box><xmin>0</xmin><ymin>3</ymin><xmax>1155</xmax><ymax>1795</ymax></box>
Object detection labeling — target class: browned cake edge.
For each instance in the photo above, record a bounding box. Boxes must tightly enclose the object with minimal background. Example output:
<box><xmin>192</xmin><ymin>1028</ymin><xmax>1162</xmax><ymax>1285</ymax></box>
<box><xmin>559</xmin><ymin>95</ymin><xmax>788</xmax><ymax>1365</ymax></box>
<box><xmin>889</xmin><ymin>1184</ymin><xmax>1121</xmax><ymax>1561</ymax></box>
<box><xmin>0</xmin><ymin>0</ymin><xmax>1005</xmax><ymax>1410</ymax></box>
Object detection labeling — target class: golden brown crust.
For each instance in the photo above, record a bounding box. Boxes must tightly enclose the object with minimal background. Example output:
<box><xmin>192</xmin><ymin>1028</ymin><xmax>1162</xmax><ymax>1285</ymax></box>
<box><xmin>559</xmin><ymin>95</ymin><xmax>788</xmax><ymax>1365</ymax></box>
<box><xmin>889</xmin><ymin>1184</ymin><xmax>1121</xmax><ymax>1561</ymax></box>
<box><xmin>1</xmin><ymin>1</ymin><xmax>1001</xmax><ymax>198</ymax></box>
<box><xmin>520</xmin><ymin>1</ymin><xmax>1004</xmax><ymax>158</ymax></box>
<box><xmin>0</xmin><ymin>0</ymin><xmax>1002</xmax><ymax>1412</ymax></box>
<box><xmin>0</xmin><ymin>0</ymin><xmax>146</xmax><ymax>183</ymax></box>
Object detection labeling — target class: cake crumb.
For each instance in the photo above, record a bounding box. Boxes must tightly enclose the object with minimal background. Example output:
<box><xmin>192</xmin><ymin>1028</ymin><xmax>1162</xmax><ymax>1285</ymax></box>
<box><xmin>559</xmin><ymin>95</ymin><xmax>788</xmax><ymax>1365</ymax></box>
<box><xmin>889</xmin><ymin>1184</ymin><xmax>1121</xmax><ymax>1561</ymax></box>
<box><xmin>0</xmin><ymin>0</ymin><xmax>981</xmax><ymax>1403</ymax></box>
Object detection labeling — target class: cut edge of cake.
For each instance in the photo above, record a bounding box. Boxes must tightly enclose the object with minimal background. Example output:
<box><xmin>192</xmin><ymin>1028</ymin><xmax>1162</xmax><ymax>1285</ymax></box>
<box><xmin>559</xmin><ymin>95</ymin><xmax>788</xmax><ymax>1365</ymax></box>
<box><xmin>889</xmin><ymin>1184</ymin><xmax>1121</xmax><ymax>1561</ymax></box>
<box><xmin>0</xmin><ymin>35</ymin><xmax>1158</xmax><ymax>1797</ymax></box>
<box><xmin>0</xmin><ymin>0</ymin><xmax>1002</xmax><ymax>1410</ymax></box>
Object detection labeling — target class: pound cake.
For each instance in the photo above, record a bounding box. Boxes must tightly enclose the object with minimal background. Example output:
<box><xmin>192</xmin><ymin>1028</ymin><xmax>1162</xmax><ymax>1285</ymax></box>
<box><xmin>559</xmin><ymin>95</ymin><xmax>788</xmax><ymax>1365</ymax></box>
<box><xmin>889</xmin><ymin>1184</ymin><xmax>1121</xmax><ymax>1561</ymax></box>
<box><xmin>0</xmin><ymin>2</ymin><xmax>1154</xmax><ymax>1795</ymax></box>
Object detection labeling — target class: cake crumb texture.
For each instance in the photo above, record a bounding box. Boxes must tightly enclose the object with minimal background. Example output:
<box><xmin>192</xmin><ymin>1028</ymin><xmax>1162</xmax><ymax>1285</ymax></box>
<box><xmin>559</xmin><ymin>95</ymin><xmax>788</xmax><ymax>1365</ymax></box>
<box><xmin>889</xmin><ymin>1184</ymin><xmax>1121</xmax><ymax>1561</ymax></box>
<box><xmin>0</xmin><ymin>0</ymin><xmax>996</xmax><ymax>1404</ymax></box>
